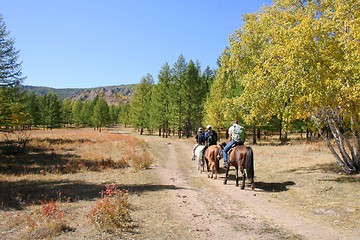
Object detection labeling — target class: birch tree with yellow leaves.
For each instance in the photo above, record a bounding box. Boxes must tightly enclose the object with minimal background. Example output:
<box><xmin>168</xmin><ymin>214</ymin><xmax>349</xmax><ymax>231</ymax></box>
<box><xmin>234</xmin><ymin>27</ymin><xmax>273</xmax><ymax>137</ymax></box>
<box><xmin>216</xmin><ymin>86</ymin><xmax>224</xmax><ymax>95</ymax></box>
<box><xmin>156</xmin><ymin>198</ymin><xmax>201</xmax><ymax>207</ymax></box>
<box><xmin>209</xmin><ymin>0</ymin><xmax>360</xmax><ymax>173</ymax></box>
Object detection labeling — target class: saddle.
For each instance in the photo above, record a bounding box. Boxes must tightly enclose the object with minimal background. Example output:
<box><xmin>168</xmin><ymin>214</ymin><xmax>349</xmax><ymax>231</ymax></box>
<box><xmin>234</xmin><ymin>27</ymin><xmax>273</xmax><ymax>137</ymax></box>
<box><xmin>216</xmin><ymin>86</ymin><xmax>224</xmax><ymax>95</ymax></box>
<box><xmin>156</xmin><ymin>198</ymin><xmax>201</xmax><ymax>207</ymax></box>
<box><xmin>227</xmin><ymin>142</ymin><xmax>244</xmax><ymax>155</ymax></box>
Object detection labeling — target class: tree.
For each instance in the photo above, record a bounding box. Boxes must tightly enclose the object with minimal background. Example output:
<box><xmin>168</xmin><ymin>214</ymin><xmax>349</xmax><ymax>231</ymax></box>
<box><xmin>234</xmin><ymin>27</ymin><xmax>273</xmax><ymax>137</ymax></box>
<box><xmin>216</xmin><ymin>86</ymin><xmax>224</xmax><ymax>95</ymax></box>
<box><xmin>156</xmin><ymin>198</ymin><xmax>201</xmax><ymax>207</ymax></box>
<box><xmin>72</xmin><ymin>100</ymin><xmax>83</xmax><ymax>127</ymax></box>
<box><xmin>129</xmin><ymin>74</ymin><xmax>153</xmax><ymax>134</ymax></box>
<box><xmin>151</xmin><ymin>62</ymin><xmax>172</xmax><ymax>137</ymax></box>
<box><xmin>61</xmin><ymin>99</ymin><xmax>73</xmax><ymax>127</ymax></box>
<box><xmin>24</xmin><ymin>91</ymin><xmax>41</xmax><ymax>127</ymax></box>
<box><xmin>171</xmin><ymin>54</ymin><xmax>188</xmax><ymax>137</ymax></box>
<box><xmin>40</xmin><ymin>93</ymin><xmax>61</xmax><ymax>129</ymax></box>
<box><xmin>219</xmin><ymin>0</ymin><xmax>360</xmax><ymax>173</ymax></box>
<box><xmin>0</xmin><ymin>14</ymin><xmax>26</xmax><ymax>127</ymax></box>
<box><xmin>93</xmin><ymin>97</ymin><xmax>109</xmax><ymax>132</ymax></box>
<box><xmin>118</xmin><ymin>102</ymin><xmax>130</xmax><ymax>127</ymax></box>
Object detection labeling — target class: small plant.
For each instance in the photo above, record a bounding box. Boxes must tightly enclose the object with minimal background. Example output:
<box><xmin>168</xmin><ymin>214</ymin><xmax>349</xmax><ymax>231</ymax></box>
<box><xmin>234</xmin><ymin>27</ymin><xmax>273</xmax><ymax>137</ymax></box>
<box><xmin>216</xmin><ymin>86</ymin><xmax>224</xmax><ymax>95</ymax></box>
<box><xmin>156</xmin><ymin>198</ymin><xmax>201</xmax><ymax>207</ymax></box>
<box><xmin>131</xmin><ymin>150</ymin><xmax>154</xmax><ymax>172</ymax></box>
<box><xmin>88</xmin><ymin>185</ymin><xmax>132</xmax><ymax>233</ymax></box>
<box><xmin>25</xmin><ymin>200</ymin><xmax>68</xmax><ymax>239</ymax></box>
<box><xmin>1</xmin><ymin>130</ymin><xmax>30</xmax><ymax>155</ymax></box>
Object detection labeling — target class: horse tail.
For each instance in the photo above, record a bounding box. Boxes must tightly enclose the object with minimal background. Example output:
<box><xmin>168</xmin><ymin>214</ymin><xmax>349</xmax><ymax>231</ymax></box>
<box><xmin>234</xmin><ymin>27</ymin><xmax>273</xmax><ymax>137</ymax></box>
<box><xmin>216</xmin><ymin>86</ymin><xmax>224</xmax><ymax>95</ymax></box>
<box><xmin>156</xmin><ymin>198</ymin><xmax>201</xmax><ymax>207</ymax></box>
<box><xmin>245</xmin><ymin>147</ymin><xmax>254</xmax><ymax>179</ymax></box>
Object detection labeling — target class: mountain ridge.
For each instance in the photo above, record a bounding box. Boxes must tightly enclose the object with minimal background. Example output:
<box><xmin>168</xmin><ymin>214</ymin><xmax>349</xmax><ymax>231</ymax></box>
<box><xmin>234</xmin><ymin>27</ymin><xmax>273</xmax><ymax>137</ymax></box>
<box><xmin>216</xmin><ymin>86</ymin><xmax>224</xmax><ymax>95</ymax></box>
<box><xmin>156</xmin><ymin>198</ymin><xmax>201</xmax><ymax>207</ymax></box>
<box><xmin>21</xmin><ymin>84</ymin><xmax>136</xmax><ymax>105</ymax></box>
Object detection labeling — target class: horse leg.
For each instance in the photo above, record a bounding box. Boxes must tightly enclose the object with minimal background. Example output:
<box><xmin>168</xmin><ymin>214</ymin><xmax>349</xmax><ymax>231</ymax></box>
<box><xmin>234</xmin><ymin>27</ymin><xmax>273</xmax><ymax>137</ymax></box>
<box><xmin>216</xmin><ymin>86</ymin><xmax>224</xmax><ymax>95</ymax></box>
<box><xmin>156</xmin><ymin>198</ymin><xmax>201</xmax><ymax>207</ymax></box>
<box><xmin>214</xmin><ymin>164</ymin><xmax>217</xmax><ymax>179</ymax></box>
<box><xmin>251</xmin><ymin>177</ymin><xmax>255</xmax><ymax>190</ymax></box>
<box><xmin>235</xmin><ymin>166</ymin><xmax>239</xmax><ymax>187</ymax></box>
<box><xmin>240</xmin><ymin>166</ymin><xmax>246</xmax><ymax>190</ymax></box>
<box><xmin>223</xmin><ymin>165</ymin><xmax>230</xmax><ymax>185</ymax></box>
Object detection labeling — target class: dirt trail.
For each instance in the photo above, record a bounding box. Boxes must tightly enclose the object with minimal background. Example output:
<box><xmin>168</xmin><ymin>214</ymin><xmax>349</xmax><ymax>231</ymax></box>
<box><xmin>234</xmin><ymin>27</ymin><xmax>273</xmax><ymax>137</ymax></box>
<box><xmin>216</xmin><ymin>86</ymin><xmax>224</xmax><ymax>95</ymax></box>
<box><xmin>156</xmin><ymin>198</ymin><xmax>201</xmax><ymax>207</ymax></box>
<box><xmin>122</xmin><ymin>129</ymin><xmax>358</xmax><ymax>240</ymax></box>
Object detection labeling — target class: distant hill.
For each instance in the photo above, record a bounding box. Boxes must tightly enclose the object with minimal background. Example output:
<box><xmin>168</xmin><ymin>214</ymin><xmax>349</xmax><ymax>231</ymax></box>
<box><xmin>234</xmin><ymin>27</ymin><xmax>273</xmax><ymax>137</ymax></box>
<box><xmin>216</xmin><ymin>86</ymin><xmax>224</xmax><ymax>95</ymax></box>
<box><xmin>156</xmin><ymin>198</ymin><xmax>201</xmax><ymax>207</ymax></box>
<box><xmin>21</xmin><ymin>84</ymin><xmax>136</xmax><ymax>105</ymax></box>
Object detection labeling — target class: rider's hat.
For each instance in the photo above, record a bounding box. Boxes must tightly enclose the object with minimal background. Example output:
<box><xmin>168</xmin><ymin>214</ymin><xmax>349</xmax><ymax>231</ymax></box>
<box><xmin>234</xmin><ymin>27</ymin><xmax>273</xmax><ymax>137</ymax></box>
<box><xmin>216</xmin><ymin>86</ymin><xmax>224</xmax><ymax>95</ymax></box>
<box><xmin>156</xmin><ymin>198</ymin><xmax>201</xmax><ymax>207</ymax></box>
<box><xmin>198</xmin><ymin>127</ymin><xmax>203</xmax><ymax>132</ymax></box>
<box><xmin>206</xmin><ymin>125</ymin><xmax>211</xmax><ymax>129</ymax></box>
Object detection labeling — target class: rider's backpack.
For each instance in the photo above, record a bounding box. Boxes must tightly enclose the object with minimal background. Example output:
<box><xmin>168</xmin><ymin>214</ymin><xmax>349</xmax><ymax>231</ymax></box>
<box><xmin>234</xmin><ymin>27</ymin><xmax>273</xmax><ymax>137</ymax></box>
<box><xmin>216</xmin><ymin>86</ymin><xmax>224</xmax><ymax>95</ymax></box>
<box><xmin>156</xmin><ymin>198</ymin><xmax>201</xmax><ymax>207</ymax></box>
<box><xmin>232</xmin><ymin>125</ymin><xmax>245</xmax><ymax>143</ymax></box>
<box><xmin>207</xmin><ymin>130</ymin><xmax>217</xmax><ymax>146</ymax></box>
<box><xmin>197</xmin><ymin>132</ymin><xmax>205</xmax><ymax>144</ymax></box>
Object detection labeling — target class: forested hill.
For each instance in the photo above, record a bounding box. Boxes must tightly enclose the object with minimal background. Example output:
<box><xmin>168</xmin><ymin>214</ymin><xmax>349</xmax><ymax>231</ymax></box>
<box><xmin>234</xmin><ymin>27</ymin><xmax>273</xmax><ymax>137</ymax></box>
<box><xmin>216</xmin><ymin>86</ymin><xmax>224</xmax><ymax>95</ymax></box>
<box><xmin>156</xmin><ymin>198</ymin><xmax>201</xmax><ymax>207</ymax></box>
<box><xmin>21</xmin><ymin>84</ymin><xmax>136</xmax><ymax>105</ymax></box>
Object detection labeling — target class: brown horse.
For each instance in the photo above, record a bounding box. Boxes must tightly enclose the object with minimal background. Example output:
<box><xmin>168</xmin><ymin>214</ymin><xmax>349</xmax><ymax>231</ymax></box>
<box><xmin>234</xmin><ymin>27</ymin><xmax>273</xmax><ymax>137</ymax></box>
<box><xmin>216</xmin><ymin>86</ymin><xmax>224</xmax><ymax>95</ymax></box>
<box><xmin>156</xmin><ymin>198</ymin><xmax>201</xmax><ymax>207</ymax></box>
<box><xmin>204</xmin><ymin>145</ymin><xmax>222</xmax><ymax>179</ymax></box>
<box><xmin>223</xmin><ymin>145</ymin><xmax>255</xmax><ymax>190</ymax></box>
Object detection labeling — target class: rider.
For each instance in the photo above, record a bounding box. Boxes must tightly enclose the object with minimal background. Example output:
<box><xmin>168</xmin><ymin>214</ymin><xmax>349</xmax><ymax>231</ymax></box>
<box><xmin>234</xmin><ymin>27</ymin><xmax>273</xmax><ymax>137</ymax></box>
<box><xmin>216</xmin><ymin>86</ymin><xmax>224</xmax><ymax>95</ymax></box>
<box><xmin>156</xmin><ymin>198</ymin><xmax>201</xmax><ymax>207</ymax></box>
<box><xmin>200</xmin><ymin>125</ymin><xmax>218</xmax><ymax>163</ymax></box>
<box><xmin>223</xmin><ymin>120</ymin><xmax>244</xmax><ymax>168</ymax></box>
<box><xmin>192</xmin><ymin>127</ymin><xmax>205</xmax><ymax>161</ymax></box>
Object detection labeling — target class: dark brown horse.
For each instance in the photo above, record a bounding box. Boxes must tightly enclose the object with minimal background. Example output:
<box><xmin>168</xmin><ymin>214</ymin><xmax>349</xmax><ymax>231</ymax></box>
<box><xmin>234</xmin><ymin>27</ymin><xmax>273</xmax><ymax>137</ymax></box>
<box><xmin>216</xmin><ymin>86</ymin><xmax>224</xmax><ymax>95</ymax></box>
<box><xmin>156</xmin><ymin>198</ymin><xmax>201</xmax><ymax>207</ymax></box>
<box><xmin>223</xmin><ymin>145</ymin><xmax>255</xmax><ymax>190</ymax></box>
<box><xmin>204</xmin><ymin>145</ymin><xmax>222</xmax><ymax>179</ymax></box>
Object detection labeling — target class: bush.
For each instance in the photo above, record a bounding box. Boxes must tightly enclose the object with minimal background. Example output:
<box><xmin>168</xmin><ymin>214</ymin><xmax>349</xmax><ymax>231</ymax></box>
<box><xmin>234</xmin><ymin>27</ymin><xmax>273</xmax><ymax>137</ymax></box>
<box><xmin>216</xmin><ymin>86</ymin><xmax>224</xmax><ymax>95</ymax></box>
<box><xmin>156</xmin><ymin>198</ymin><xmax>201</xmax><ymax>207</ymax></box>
<box><xmin>88</xmin><ymin>185</ymin><xmax>132</xmax><ymax>233</ymax></box>
<box><xmin>0</xmin><ymin>130</ymin><xmax>30</xmax><ymax>155</ymax></box>
<box><xmin>25</xmin><ymin>200</ymin><xmax>68</xmax><ymax>239</ymax></box>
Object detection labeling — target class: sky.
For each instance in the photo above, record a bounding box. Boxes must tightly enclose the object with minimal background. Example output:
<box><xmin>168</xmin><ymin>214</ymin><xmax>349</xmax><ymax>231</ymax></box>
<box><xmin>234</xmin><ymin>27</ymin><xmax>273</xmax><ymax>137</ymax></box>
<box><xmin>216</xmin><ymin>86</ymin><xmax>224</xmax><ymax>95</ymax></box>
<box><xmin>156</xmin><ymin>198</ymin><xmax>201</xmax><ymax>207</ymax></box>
<box><xmin>1</xmin><ymin>0</ymin><xmax>272</xmax><ymax>89</ymax></box>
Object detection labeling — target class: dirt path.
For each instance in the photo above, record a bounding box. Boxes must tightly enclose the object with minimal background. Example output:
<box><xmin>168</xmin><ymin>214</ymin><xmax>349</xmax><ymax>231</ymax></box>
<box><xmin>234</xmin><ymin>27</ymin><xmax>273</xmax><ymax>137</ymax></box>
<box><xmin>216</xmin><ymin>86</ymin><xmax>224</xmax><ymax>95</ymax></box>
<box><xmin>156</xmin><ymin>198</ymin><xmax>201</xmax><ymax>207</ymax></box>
<box><xmin>119</xmin><ymin>129</ymin><xmax>358</xmax><ymax>240</ymax></box>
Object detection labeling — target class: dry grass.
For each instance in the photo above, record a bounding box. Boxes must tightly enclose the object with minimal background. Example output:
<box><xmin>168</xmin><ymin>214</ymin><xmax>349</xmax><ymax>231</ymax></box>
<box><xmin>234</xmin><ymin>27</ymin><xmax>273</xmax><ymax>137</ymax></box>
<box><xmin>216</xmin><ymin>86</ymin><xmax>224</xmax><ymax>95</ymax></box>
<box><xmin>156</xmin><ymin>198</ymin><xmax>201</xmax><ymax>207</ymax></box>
<box><xmin>0</xmin><ymin>127</ymin><xmax>153</xmax><ymax>239</ymax></box>
<box><xmin>0</xmin><ymin>128</ymin><xmax>359</xmax><ymax>239</ymax></box>
<box><xmin>251</xmin><ymin>138</ymin><xmax>360</xmax><ymax>233</ymax></box>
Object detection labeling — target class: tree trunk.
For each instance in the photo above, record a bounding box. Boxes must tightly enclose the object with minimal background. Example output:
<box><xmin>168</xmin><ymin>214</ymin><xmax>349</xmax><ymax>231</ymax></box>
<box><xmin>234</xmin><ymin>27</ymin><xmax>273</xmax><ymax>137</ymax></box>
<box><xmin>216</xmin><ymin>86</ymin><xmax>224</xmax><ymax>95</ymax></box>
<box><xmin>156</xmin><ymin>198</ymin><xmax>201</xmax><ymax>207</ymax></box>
<box><xmin>252</xmin><ymin>127</ymin><xmax>257</xmax><ymax>145</ymax></box>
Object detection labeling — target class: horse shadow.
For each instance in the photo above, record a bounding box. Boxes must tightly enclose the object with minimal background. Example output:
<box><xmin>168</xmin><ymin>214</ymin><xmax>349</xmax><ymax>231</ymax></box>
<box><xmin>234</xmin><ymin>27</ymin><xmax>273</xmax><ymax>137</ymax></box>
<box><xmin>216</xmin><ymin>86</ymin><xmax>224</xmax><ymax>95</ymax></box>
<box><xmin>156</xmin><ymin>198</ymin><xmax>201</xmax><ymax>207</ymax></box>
<box><xmin>254</xmin><ymin>181</ymin><xmax>295</xmax><ymax>192</ymax></box>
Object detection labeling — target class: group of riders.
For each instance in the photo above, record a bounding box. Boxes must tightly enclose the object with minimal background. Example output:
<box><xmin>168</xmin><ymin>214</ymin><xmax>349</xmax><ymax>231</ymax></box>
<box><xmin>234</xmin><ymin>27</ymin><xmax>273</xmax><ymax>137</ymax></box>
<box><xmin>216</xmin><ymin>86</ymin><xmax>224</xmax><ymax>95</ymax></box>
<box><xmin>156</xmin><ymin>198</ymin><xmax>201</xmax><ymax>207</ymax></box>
<box><xmin>192</xmin><ymin>120</ymin><xmax>245</xmax><ymax>168</ymax></box>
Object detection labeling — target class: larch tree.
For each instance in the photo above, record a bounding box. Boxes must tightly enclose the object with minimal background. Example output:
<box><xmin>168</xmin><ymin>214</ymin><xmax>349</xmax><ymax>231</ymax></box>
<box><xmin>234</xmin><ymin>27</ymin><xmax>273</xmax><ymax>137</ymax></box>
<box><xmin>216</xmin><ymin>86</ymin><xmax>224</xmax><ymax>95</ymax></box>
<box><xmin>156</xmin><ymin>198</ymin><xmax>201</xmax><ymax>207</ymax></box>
<box><xmin>93</xmin><ymin>97</ymin><xmax>110</xmax><ymax>132</ymax></box>
<box><xmin>152</xmin><ymin>62</ymin><xmax>172</xmax><ymax>137</ymax></box>
<box><xmin>0</xmin><ymin>15</ymin><xmax>26</xmax><ymax>128</ymax></box>
<box><xmin>171</xmin><ymin>54</ymin><xmax>188</xmax><ymax>137</ymax></box>
<box><xmin>129</xmin><ymin>74</ymin><xmax>153</xmax><ymax>135</ymax></box>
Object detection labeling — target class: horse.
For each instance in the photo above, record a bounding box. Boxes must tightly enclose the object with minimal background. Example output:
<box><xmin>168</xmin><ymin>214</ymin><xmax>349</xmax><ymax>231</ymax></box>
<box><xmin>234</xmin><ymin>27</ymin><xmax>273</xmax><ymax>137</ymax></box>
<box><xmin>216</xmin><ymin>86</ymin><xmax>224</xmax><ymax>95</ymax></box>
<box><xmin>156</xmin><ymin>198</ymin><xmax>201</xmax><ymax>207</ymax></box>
<box><xmin>223</xmin><ymin>144</ymin><xmax>255</xmax><ymax>190</ymax></box>
<box><xmin>204</xmin><ymin>144</ymin><xmax>223</xmax><ymax>179</ymax></box>
<box><xmin>193</xmin><ymin>144</ymin><xmax>206</xmax><ymax>172</ymax></box>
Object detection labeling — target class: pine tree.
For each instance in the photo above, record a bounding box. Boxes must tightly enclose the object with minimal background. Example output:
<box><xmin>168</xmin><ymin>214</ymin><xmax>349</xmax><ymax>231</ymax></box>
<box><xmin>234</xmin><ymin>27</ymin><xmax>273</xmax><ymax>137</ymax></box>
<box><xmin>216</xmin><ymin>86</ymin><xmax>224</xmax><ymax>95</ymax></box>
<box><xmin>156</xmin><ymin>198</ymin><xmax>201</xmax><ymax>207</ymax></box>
<box><xmin>93</xmin><ymin>97</ymin><xmax>109</xmax><ymax>132</ymax></box>
<box><xmin>40</xmin><ymin>93</ymin><xmax>61</xmax><ymax>129</ymax></box>
<box><xmin>151</xmin><ymin>62</ymin><xmax>172</xmax><ymax>137</ymax></box>
<box><xmin>129</xmin><ymin>74</ymin><xmax>153</xmax><ymax>134</ymax></box>
<box><xmin>0</xmin><ymin>14</ymin><xmax>26</xmax><ymax>127</ymax></box>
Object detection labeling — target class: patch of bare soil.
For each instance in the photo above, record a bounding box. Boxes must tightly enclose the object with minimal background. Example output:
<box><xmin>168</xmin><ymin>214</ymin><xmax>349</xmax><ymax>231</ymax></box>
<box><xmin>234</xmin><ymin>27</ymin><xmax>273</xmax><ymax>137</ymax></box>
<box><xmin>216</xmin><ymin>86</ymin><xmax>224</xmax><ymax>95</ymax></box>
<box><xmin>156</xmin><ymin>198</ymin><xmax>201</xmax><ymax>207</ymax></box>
<box><xmin>1</xmin><ymin>127</ymin><xmax>359</xmax><ymax>239</ymax></box>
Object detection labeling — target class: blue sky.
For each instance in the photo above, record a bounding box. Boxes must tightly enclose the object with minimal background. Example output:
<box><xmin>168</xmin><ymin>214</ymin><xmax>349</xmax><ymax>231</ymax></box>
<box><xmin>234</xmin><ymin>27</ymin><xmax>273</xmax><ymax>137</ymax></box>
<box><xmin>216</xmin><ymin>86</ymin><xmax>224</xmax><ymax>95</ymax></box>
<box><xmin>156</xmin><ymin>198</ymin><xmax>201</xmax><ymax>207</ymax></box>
<box><xmin>1</xmin><ymin>0</ymin><xmax>272</xmax><ymax>89</ymax></box>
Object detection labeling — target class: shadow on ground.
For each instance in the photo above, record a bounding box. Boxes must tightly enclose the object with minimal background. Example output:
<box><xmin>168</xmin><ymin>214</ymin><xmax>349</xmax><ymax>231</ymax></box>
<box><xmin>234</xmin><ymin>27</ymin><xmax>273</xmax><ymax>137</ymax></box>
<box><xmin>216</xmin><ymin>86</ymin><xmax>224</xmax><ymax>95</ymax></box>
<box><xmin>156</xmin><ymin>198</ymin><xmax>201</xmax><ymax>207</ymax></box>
<box><xmin>0</xmin><ymin>179</ymin><xmax>185</xmax><ymax>211</ymax></box>
<box><xmin>254</xmin><ymin>181</ymin><xmax>296</xmax><ymax>192</ymax></box>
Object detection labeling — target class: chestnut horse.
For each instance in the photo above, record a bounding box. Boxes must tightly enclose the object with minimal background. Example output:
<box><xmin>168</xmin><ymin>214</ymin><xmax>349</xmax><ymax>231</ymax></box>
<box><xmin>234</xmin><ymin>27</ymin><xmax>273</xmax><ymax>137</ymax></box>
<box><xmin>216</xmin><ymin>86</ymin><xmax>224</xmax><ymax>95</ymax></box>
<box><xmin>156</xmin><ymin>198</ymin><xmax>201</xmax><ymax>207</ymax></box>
<box><xmin>223</xmin><ymin>145</ymin><xmax>255</xmax><ymax>190</ymax></box>
<box><xmin>204</xmin><ymin>145</ymin><xmax>222</xmax><ymax>179</ymax></box>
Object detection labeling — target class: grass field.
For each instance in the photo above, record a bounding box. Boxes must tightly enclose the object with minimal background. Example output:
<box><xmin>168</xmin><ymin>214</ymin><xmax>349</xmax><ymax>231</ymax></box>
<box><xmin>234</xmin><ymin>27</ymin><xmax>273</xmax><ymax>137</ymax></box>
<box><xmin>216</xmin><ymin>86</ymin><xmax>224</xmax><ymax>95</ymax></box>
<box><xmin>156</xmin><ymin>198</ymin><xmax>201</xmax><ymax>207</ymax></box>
<box><xmin>0</xmin><ymin>127</ymin><xmax>359</xmax><ymax>239</ymax></box>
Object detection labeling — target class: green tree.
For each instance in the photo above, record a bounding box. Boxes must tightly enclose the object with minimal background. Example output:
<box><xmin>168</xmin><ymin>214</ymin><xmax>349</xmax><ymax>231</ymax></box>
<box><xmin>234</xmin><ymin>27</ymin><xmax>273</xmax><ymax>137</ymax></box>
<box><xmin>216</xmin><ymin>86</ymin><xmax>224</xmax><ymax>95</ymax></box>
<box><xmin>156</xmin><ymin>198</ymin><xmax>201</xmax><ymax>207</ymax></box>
<box><xmin>72</xmin><ymin>100</ymin><xmax>83</xmax><ymax>127</ymax></box>
<box><xmin>151</xmin><ymin>62</ymin><xmax>172</xmax><ymax>137</ymax></box>
<box><xmin>24</xmin><ymin>91</ymin><xmax>41</xmax><ymax>127</ymax></box>
<box><xmin>171</xmin><ymin>54</ymin><xmax>188</xmax><ymax>137</ymax></box>
<box><xmin>40</xmin><ymin>93</ymin><xmax>61</xmax><ymax>129</ymax></box>
<box><xmin>129</xmin><ymin>74</ymin><xmax>153</xmax><ymax>134</ymax></box>
<box><xmin>93</xmin><ymin>97</ymin><xmax>109</xmax><ymax>132</ymax></box>
<box><xmin>118</xmin><ymin>102</ymin><xmax>130</xmax><ymax>127</ymax></box>
<box><xmin>61</xmin><ymin>99</ymin><xmax>73</xmax><ymax>127</ymax></box>
<box><xmin>0</xmin><ymin>15</ymin><xmax>26</xmax><ymax>127</ymax></box>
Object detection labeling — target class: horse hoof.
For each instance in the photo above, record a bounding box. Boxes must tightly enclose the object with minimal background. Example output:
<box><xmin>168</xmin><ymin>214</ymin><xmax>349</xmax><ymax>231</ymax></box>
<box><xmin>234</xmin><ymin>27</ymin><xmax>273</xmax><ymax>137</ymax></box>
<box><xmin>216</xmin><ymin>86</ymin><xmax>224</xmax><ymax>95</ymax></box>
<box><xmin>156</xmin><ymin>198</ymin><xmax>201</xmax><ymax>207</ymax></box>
<box><xmin>223</xmin><ymin>181</ymin><xmax>227</xmax><ymax>185</ymax></box>
<box><xmin>251</xmin><ymin>184</ymin><xmax>255</xmax><ymax>190</ymax></box>
<box><xmin>241</xmin><ymin>185</ymin><xmax>245</xmax><ymax>190</ymax></box>
<box><xmin>236</xmin><ymin>184</ymin><xmax>239</xmax><ymax>187</ymax></box>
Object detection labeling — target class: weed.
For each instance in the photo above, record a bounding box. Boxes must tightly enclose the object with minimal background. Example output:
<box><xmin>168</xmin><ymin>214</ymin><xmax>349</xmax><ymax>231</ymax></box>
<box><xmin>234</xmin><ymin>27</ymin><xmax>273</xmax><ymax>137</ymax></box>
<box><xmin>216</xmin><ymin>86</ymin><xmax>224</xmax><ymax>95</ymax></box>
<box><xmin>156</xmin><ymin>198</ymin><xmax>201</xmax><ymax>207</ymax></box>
<box><xmin>24</xmin><ymin>199</ymin><xmax>68</xmax><ymax>239</ymax></box>
<box><xmin>88</xmin><ymin>185</ymin><xmax>132</xmax><ymax>233</ymax></box>
<box><xmin>131</xmin><ymin>150</ymin><xmax>154</xmax><ymax>172</ymax></box>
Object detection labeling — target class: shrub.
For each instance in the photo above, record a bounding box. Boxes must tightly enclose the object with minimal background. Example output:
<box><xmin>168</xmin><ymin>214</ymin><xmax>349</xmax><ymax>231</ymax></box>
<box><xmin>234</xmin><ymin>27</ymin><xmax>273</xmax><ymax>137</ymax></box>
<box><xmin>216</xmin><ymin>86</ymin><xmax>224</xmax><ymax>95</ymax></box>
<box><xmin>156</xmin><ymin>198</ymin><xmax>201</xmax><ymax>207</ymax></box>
<box><xmin>25</xmin><ymin>200</ymin><xmax>68</xmax><ymax>239</ymax></box>
<box><xmin>0</xmin><ymin>130</ymin><xmax>30</xmax><ymax>155</ymax></box>
<box><xmin>131</xmin><ymin>150</ymin><xmax>154</xmax><ymax>172</ymax></box>
<box><xmin>88</xmin><ymin>185</ymin><xmax>132</xmax><ymax>233</ymax></box>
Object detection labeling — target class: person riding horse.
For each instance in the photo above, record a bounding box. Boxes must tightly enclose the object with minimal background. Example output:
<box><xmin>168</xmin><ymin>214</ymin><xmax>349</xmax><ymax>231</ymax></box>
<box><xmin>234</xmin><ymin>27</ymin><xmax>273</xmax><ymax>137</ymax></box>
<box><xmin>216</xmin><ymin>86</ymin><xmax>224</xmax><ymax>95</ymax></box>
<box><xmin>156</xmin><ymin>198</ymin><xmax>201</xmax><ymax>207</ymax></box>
<box><xmin>222</xmin><ymin>120</ymin><xmax>245</xmax><ymax>168</ymax></box>
<box><xmin>192</xmin><ymin>127</ymin><xmax>205</xmax><ymax>161</ymax></box>
<box><xmin>200</xmin><ymin>125</ymin><xmax>218</xmax><ymax>165</ymax></box>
